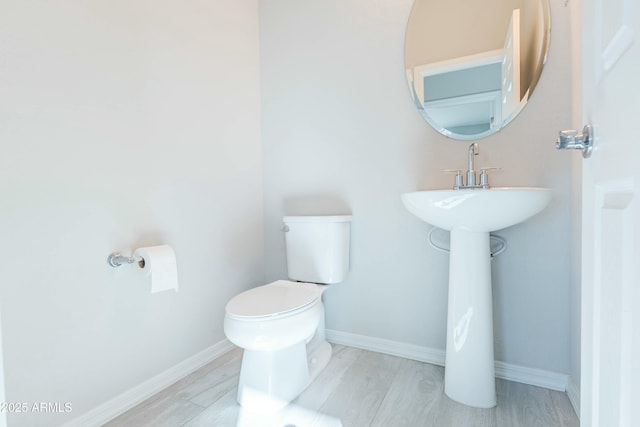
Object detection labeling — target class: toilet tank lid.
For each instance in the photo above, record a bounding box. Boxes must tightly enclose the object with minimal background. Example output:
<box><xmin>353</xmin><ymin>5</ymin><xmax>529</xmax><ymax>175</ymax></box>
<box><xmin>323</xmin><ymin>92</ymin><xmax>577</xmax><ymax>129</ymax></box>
<box><xmin>283</xmin><ymin>215</ymin><xmax>352</xmax><ymax>223</ymax></box>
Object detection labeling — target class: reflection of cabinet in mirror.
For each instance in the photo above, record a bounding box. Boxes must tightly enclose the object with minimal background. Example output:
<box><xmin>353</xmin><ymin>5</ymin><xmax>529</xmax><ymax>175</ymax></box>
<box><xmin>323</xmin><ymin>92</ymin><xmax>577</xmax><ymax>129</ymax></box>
<box><xmin>408</xmin><ymin>9</ymin><xmax>522</xmax><ymax>137</ymax></box>
<box><xmin>409</xmin><ymin>50</ymin><xmax>504</xmax><ymax>136</ymax></box>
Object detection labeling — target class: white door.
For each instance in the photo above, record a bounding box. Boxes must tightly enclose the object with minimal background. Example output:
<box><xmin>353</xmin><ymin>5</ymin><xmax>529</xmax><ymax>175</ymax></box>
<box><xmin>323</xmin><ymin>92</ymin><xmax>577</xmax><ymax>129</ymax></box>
<box><xmin>578</xmin><ymin>0</ymin><xmax>640</xmax><ymax>425</ymax></box>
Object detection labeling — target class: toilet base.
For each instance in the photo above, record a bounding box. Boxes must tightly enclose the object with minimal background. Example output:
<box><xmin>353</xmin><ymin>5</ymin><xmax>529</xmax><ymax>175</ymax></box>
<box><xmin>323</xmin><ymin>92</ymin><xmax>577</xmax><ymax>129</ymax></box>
<box><xmin>236</xmin><ymin>338</ymin><xmax>332</xmax><ymax>413</ymax></box>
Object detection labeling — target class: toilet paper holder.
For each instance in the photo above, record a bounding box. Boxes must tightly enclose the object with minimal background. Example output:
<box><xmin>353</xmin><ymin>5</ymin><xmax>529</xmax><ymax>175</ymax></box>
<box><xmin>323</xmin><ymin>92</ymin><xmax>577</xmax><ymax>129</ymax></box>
<box><xmin>107</xmin><ymin>252</ymin><xmax>145</xmax><ymax>268</ymax></box>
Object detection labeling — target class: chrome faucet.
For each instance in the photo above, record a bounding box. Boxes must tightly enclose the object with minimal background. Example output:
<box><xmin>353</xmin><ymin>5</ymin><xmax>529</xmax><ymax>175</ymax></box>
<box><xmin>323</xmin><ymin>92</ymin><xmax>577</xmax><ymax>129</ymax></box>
<box><xmin>447</xmin><ymin>142</ymin><xmax>500</xmax><ymax>190</ymax></box>
<box><xmin>466</xmin><ymin>142</ymin><xmax>479</xmax><ymax>187</ymax></box>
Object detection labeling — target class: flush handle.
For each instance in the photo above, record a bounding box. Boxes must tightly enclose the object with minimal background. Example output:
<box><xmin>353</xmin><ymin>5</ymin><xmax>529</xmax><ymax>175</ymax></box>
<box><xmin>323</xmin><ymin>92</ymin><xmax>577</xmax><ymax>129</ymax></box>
<box><xmin>556</xmin><ymin>124</ymin><xmax>593</xmax><ymax>158</ymax></box>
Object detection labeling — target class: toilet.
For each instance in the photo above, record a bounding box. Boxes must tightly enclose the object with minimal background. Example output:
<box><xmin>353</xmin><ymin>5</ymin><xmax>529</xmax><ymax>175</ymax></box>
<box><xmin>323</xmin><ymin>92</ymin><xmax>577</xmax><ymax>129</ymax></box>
<box><xmin>224</xmin><ymin>215</ymin><xmax>352</xmax><ymax>412</ymax></box>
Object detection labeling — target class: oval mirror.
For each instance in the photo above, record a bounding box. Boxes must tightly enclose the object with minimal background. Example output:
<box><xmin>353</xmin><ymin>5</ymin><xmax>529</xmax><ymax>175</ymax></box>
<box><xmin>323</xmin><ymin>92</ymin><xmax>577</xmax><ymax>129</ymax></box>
<box><xmin>405</xmin><ymin>0</ymin><xmax>550</xmax><ymax>140</ymax></box>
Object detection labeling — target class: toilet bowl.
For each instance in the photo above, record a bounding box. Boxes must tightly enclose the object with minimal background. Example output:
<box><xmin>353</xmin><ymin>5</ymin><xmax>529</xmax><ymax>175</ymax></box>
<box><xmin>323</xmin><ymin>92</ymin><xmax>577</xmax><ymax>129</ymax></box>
<box><xmin>224</xmin><ymin>280</ymin><xmax>331</xmax><ymax>411</ymax></box>
<box><xmin>223</xmin><ymin>215</ymin><xmax>351</xmax><ymax>412</ymax></box>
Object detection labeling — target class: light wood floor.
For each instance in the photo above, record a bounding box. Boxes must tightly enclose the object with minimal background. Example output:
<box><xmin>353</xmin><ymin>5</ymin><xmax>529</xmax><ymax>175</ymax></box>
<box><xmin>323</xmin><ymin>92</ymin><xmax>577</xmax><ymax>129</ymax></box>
<box><xmin>105</xmin><ymin>345</ymin><xmax>579</xmax><ymax>427</ymax></box>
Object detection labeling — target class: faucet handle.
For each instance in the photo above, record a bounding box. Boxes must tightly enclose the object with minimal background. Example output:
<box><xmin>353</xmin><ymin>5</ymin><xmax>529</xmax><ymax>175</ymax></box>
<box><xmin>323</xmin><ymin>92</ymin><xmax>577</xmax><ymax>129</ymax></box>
<box><xmin>479</xmin><ymin>167</ymin><xmax>501</xmax><ymax>188</ymax></box>
<box><xmin>445</xmin><ymin>169</ymin><xmax>463</xmax><ymax>189</ymax></box>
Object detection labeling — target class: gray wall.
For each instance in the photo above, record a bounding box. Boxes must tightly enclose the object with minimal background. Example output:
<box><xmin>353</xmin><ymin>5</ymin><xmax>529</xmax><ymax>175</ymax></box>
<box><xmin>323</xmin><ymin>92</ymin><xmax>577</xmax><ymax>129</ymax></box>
<box><xmin>260</xmin><ymin>0</ymin><xmax>576</xmax><ymax>375</ymax></box>
<box><xmin>0</xmin><ymin>1</ymin><xmax>263</xmax><ymax>425</ymax></box>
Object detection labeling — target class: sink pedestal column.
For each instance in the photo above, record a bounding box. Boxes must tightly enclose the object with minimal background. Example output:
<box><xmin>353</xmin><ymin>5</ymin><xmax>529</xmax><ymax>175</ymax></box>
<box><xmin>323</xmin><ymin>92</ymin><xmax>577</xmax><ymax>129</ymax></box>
<box><xmin>444</xmin><ymin>229</ymin><xmax>496</xmax><ymax>408</ymax></box>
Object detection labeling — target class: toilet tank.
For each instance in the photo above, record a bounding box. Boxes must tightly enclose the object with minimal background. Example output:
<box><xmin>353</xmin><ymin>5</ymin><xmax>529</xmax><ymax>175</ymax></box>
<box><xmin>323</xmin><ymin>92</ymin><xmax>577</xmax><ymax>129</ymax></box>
<box><xmin>283</xmin><ymin>215</ymin><xmax>352</xmax><ymax>284</ymax></box>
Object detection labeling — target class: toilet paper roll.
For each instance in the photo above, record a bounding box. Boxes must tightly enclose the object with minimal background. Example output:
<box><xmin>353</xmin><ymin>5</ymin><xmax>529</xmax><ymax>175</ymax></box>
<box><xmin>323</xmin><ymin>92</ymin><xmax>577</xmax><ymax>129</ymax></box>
<box><xmin>133</xmin><ymin>245</ymin><xmax>179</xmax><ymax>293</ymax></box>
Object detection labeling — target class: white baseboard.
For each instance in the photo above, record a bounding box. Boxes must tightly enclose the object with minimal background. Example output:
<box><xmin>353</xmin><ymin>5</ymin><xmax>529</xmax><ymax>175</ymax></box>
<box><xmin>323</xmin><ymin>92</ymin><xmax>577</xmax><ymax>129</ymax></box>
<box><xmin>326</xmin><ymin>329</ymin><xmax>446</xmax><ymax>366</ymax></box>
<box><xmin>326</xmin><ymin>329</ymin><xmax>568</xmax><ymax>392</ymax></box>
<box><xmin>566</xmin><ymin>376</ymin><xmax>580</xmax><ymax>418</ymax></box>
<box><xmin>63</xmin><ymin>339</ymin><xmax>235</xmax><ymax>427</ymax></box>
<box><xmin>494</xmin><ymin>360</ymin><xmax>568</xmax><ymax>391</ymax></box>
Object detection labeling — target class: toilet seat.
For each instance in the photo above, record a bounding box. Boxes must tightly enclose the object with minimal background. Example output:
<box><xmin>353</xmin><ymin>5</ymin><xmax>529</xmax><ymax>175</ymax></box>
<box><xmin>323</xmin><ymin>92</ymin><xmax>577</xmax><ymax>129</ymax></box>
<box><xmin>225</xmin><ymin>280</ymin><xmax>320</xmax><ymax>319</ymax></box>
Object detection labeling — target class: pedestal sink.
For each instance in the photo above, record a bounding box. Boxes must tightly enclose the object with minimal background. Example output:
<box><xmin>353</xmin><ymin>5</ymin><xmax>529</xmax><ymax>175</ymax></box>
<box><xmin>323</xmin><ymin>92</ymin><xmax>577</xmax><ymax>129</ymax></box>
<box><xmin>401</xmin><ymin>187</ymin><xmax>552</xmax><ymax>408</ymax></box>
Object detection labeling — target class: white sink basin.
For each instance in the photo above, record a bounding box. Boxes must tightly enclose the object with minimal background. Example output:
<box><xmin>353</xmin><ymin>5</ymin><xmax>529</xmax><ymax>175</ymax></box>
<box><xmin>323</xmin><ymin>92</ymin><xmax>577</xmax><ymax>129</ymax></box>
<box><xmin>400</xmin><ymin>186</ymin><xmax>551</xmax><ymax>408</ymax></box>
<box><xmin>401</xmin><ymin>187</ymin><xmax>552</xmax><ymax>232</ymax></box>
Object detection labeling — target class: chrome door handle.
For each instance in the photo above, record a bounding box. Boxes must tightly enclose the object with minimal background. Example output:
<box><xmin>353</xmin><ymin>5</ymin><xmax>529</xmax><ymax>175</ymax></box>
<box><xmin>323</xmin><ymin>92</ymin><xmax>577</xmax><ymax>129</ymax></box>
<box><xmin>556</xmin><ymin>124</ymin><xmax>593</xmax><ymax>158</ymax></box>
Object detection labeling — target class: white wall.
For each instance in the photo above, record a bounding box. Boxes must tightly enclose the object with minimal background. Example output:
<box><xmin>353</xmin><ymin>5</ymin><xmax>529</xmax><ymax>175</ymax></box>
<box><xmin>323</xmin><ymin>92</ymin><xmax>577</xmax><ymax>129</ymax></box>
<box><xmin>0</xmin><ymin>1</ymin><xmax>263</xmax><ymax>425</ymax></box>
<box><xmin>261</xmin><ymin>0</ymin><xmax>575</xmax><ymax>375</ymax></box>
